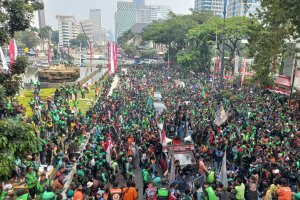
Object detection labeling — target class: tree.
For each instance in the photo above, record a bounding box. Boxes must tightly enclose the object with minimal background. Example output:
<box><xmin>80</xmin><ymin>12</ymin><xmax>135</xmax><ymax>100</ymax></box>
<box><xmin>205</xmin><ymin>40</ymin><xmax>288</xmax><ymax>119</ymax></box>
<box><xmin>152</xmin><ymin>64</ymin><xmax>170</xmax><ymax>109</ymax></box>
<box><xmin>0</xmin><ymin>0</ymin><xmax>43</xmax><ymax>46</ymax></box>
<box><xmin>188</xmin><ymin>16</ymin><xmax>257</xmax><ymax>74</ymax></box>
<box><xmin>123</xmin><ymin>42</ymin><xmax>137</xmax><ymax>58</ymax></box>
<box><xmin>15</xmin><ymin>30</ymin><xmax>40</xmax><ymax>49</ymax></box>
<box><xmin>142</xmin><ymin>12</ymin><xmax>216</xmax><ymax>63</ymax></box>
<box><xmin>38</xmin><ymin>26</ymin><xmax>52</xmax><ymax>51</ymax></box>
<box><xmin>118</xmin><ymin>29</ymin><xmax>135</xmax><ymax>46</ymax></box>
<box><xmin>141</xmin><ymin>49</ymin><xmax>157</xmax><ymax>59</ymax></box>
<box><xmin>51</xmin><ymin>30</ymin><xmax>59</xmax><ymax>45</ymax></box>
<box><xmin>0</xmin><ymin>119</ymin><xmax>40</xmax><ymax>176</ymax></box>
<box><xmin>246</xmin><ymin>0</ymin><xmax>300</xmax><ymax>86</ymax></box>
<box><xmin>69</xmin><ymin>33</ymin><xmax>89</xmax><ymax>48</ymax></box>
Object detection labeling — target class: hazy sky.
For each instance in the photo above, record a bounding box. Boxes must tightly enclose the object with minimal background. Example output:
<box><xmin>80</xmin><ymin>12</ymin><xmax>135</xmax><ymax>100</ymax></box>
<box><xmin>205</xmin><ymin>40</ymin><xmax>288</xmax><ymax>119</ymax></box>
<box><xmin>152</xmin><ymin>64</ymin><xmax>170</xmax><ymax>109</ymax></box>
<box><xmin>44</xmin><ymin>0</ymin><xmax>194</xmax><ymax>32</ymax></box>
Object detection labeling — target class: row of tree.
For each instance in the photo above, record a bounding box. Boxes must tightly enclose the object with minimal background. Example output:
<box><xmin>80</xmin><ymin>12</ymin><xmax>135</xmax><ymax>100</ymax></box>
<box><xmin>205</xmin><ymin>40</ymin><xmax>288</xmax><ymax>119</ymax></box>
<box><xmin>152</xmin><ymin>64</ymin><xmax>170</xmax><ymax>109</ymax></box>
<box><xmin>140</xmin><ymin>0</ymin><xmax>300</xmax><ymax>86</ymax></box>
<box><xmin>0</xmin><ymin>0</ymin><xmax>43</xmax><ymax>177</ymax></box>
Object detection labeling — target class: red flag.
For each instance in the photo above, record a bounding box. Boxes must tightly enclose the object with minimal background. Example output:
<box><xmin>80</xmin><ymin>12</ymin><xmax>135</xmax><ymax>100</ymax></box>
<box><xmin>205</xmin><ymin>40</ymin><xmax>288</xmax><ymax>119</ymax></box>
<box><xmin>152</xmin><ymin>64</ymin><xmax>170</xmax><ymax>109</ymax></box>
<box><xmin>115</xmin><ymin>44</ymin><xmax>118</xmax><ymax>72</ymax></box>
<box><xmin>47</xmin><ymin>41</ymin><xmax>51</xmax><ymax>65</ymax></box>
<box><xmin>113</xmin><ymin>43</ymin><xmax>117</xmax><ymax>72</ymax></box>
<box><xmin>161</xmin><ymin>130</ymin><xmax>166</xmax><ymax>144</ymax></box>
<box><xmin>107</xmin><ymin>41</ymin><xmax>111</xmax><ymax>75</ymax></box>
<box><xmin>9</xmin><ymin>40</ymin><xmax>15</xmax><ymax>65</ymax></box>
<box><xmin>241</xmin><ymin>58</ymin><xmax>247</xmax><ymax>86</ymax></box>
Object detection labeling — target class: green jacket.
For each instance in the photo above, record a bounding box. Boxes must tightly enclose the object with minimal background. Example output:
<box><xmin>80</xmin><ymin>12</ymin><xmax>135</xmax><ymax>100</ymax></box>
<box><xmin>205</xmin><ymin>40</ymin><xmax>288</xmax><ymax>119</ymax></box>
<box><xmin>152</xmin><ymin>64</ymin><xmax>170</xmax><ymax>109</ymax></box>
<box><xmin>26</xmin><ymin>171</ymin><xmax>38</xmax><ymax>189</ymax></box>
<box><xmin>37</xmin><ymin>179</ymin><xmax>50</xmax><ymax>194</ymax></box>
<box><xmin>205</xmin><ymin>186</ymin><xmax>217</xmax><ymax>200</ymax></box>
<box><xmin>42</xmin><ymin>191</ymin><xmax>55</xmax><ymax>200</ymax></box>
<box><xmin>16</xmin><ymin>194</ymin><xmax>29</xmax><ymax>200</ymax></box>
<box><xmin>142</xmin><ymin>169</ymin><xmax>151</xmax><ymax>182</ymax></box>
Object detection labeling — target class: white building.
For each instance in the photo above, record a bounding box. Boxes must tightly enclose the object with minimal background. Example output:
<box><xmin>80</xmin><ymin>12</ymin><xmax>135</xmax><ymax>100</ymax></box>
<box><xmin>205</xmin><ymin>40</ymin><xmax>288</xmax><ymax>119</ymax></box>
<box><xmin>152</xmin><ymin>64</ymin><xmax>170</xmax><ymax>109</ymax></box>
<box><xmin>99</xmin><ymin>28</ymin><xmax>108</xmax><ymax>46</ymax></box>
<box><xmin>137</xmin><ymin>6</ymin><xmax>150</xmax><ymax>23</ymax></box>
<box><xmin>227</xmin><ymin>0</ymin><xmax>260</xmax><ymax>17</ymax></box>
<box><xmin>80</xmin><ymin>19</ymin><xmax>94</xmax><ymax>43</ymax></box>
<box><xmin>56</xmin><ymin>16</ymin><xmax>79</xmax><ymax>47</ymax></box>
<box><xmin>89</xmin><ymin>9</ymin><xmax>102</xmax><ymax>45</ymax></box>
<box><xmin>149</xmin><ymin>5</ymin><xmax>171</xmax><ymax>21</ymax></box>
<box><xmin>194</xmin><ymin>0</ymin><xmax>224</xmax><ymax>17</ymax></box>
<box><xmin>115</xmin><ymin>1</ymin><xmax>136</xmax><ymax>40</ymax></box>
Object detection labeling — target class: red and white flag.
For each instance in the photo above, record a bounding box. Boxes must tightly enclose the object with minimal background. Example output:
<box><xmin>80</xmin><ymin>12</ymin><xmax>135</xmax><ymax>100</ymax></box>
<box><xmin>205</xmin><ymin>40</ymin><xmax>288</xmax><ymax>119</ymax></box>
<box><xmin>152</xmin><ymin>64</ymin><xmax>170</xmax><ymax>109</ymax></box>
<box><xmin>89</xmin><ymin>42</ymin><xmax>93</xmax><ymax>67</ymax></box>
<box><xmin>113</xmin><ymin>43</ymin><xmax>118</xmax><ymax>73</ymax></box>
<box><xmin>107</xmin><ymin>41</ymin><xmax>111</xmax><ymax>75</ymax></box>
<box><xmin>161</xmin><ymin>130</ymin><xmax>166</xmax><ymax>144</ymax></box>
<box><xmin>9</xmin><ymin>39</ymin><xmax>18</xmax><ymax>64</ymax></box>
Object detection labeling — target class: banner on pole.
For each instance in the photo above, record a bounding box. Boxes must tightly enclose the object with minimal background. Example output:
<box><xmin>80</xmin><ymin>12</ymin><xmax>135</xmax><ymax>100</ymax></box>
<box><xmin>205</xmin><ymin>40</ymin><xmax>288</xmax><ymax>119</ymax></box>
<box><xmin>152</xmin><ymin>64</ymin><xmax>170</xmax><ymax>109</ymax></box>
<box><xmin>0</xmin><ymin>47</ymin><xmax>9</xmax><ymax>70</ymax></box>
<box><xmin>214</xmin><ymin>106</ymin><xmax>228</xmax><ymax>126</ymax></box>
<box><xmin>107</xmin><ymin>41</ymin><xmax>111</xmax><ymax>75</ymax></box>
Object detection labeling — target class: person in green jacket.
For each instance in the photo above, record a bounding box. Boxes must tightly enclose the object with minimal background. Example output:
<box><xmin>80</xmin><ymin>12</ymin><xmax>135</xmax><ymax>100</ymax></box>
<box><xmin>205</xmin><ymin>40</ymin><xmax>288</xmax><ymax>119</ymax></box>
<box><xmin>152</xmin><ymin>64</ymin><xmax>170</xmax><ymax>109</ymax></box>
<box><xmin>234</xmin><ymin>178</ymin><xmax>245</xmax><ymax>200</ymax></box>
<box><xmin>16</xmin><ymin>189</ymin><xmax>32</xmax><ymax>200</ymax></box>
<box><xmin>42</xmin><ymin>186</ymin><xmax>55</xmax><ymax>200</ymax></box>
<box><xmin>36</xmin><ymin>173</ymin><xmax>50</xmax><ymax>200</ymax></box>
<box><xmin>142</xmin><ymin>167</ymin><xmax>151</xmax><ymax>195</ymax></box>
<box><xmin>26</xmin><ymin>166</ymin><xmax>38</xmax><ymax>199</ymax></box>
<box><xmin>203</xmin><ymin>182</ymin><xmax>218</xmax><ymax>200</ymax></box>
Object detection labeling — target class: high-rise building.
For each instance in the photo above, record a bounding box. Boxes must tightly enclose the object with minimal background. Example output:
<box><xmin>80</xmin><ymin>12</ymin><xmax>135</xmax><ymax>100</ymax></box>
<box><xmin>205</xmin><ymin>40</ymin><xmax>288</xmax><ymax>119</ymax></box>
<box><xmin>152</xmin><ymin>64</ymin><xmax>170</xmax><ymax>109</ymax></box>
<box><xmin>38</xmin><ymin>0</ymin><xmax>46</xmax><ymax>28</ymax></box>
<box><xmin>56</xmin><ymin>16</ymin><xmax>79</xmax><ymax>47</ymax></box>
<box><xmin>136</xmin><ymin>6</ymin><xmax>150</xmax><ymax>23</ymax></box>
<box><xmin>194</xmin><ymin>0</ymin><xmax>224</xmax><ymax>17</ymax></box>
<box><xmin>99</xmin><ymin>28</ymin><xmax>108</xmax><ymax>46</ymax></box>
<box><xmin>227</xmin><ymin>0</ymin><xmax>260</xmax><ymax>17</ymax></box>
<box><xmin>80</xmin><ymin>20</ymin><xmax>94</xmax><ymax>43</ymax></box>
<box><xmin>149</xmin><ymin>5</ymin><xmax>171</xmax><ymax>21</ymax></box>
<box><xmin>133</xmin><ymin>0</ymin><xmax>146</xmax><ymax>10</ymax></box>
<box><xmin>115</xmin><ymin>1</ymin><xmax>136</xmax><ymax>40</ymax></box>
<box><xmin>89</xmin><ymin>9</ymin><xmax>102</xmax><ymax>45</ymax></box>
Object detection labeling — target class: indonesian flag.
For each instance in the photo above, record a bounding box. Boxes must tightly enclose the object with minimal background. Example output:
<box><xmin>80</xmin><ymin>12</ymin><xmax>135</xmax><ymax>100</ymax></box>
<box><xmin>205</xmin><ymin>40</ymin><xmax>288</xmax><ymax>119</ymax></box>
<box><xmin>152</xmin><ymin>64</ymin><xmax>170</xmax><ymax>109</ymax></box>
<box><xmin>47</xmin><ymin>41</ymin><xmax>51</xmax><ymax>65</ymax></box>
<box><xmin>107</xmin><ymin>41</ymin><xmax>111</xmax><ymax>75</ymax></box>
<box><xmin>105</xmin><ymin>132</ymin><xmax>113</xmax><ymax>165</ymax></box>
<box><xmin>241</xmin><ymin>58</ymin><xmax>247</xmax><ymax>86</ymax></box>
<box><xmin>9</xmin><ymin>39</ymin><xmax>18</xmax><ymax>64</ymax></box>
<box><xmin>113</xmin><ymin>43</ymin><xmax>118</xmax><ymax>73</ymax></box>
<box><xmin>110</xmin><ymin>42</ymin><xmax>115</xmax><ymax>74</ymax></box>
<box><xmin>0</xmin><ymin>47</ymin><xmax>9</xmax><ymax>70</ymax></box>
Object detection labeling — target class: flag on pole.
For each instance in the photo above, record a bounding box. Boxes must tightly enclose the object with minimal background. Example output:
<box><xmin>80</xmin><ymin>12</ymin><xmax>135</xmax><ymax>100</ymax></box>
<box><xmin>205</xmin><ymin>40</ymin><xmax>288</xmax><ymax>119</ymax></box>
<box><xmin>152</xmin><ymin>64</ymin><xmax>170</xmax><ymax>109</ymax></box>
<box><xmin>47</xmin><ymin>41</ymin><xmax>51</xmax><ymax>65</ymax></box>
<box><xmin>160</xmin><ymin>129</ymin><xmax>166</xmax><ymax>144</ymax></box>
<box><xmin>68</xmin><ymin>43</ymin><xmax>70</xmax><ymax>57</ymax></box>
<box><xmin>241</xmin><ymin>58</ymin><xmax>247</xmax><ymax>86</ymax></box>
<box><xmin>214</xmin><ymin>106</ymin><xmax>228</xmax><ymax>126</ymax></box>
<box><xmin>0</xmin><ymin>47</ymin><xmax>9</xmax><ymax>70</ymax></box>
<box><xmin>219</xmin><ymin>150</ymin><xmax>228</xmax><ymax>187</ymax></box>
<box><xmin>107</xmin><ymin>41</ymin><xmax>111</xmax><ymax>75</ymax></box>
<box><xmin>113</xmin><ymin>43</ymin><xmax>117</xmax><ymax>73</ymax></box>
<box><xmin>9</xmin><ymin>39</ymin><xmax>17</xmax><ymax>64</ymax></box>
<box><xmin>115</xmin><ymin>44</ymin><xmax>118</xmax><ymax>72</ymax></box>
<box><xmin>110</xmin><ymin>42</ymin><xmax>115</xmax><ymax>74</ymax></box>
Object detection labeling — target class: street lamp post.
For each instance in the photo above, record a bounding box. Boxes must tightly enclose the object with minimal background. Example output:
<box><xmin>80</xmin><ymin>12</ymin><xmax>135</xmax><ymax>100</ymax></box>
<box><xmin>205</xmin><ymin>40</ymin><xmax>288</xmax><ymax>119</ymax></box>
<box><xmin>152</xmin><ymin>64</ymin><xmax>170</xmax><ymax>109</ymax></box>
<box><xmin>220</xmin><ymin>0</ymin><xmax>227</xmax><ymax>89</ymax></box>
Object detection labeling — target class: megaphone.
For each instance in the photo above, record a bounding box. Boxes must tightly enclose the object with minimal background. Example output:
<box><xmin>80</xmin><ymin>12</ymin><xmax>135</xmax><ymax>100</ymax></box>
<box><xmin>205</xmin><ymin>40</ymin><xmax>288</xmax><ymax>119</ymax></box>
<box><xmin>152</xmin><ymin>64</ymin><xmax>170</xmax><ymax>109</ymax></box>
<box><xmin>165</xmin><ymin>137</ymin><xmax>173</xmax><ymax>145</ymax></box>
<box><xmin>158</xmin><ymin>123</ymin><xmax>163</xmax><ymax>130</ymax></box>
<box><xmin>184</xmin><ymin>135</ymin><xmax>193</xmax><ymax>143</ymax></box>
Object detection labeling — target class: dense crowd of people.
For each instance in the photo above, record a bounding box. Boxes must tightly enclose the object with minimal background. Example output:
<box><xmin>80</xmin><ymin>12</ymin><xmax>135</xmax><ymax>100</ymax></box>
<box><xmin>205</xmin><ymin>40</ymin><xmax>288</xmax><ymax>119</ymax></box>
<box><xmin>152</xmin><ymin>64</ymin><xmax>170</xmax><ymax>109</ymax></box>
<box><xmin>0</xmin><ymin>64</ymin><xmax>300</xmax><ymax>200</ymax></box>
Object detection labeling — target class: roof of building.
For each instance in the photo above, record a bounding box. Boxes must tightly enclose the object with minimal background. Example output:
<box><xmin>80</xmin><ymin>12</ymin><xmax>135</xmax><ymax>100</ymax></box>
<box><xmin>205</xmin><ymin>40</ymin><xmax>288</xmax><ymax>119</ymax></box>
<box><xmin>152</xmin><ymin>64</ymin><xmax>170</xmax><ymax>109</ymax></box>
<box><xmin>130</xmin><ymin>23</ymin><xmax>149</xmax><ymax>34</ymax></box>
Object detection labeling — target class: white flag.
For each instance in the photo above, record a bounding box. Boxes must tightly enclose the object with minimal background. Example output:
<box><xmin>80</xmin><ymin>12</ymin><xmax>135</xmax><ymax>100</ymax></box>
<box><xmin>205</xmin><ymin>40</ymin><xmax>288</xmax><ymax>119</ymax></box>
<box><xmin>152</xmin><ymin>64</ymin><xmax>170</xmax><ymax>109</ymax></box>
<box><xmin>14</xmin><ymin>39</ymin><xmax>18</xmax><ymax>59</ymax></box>
<box><xmin>214</xmin><ymin>106</ymin><xmax>228</xmax><ymax>126</ymax></box>
<box><xmin>220</xmin><ymin>150</ymin><xmax>228</xmax><ymax>187</ymax></box>
<box><xmin>110</xmin><ymin>43</ymin><xmax>115</xmax><ymax>74</ymax></box>
<box><xmin>0</xmin><ymin>47</ymin><xmax>9</xmax><ymax>70</ymax></box>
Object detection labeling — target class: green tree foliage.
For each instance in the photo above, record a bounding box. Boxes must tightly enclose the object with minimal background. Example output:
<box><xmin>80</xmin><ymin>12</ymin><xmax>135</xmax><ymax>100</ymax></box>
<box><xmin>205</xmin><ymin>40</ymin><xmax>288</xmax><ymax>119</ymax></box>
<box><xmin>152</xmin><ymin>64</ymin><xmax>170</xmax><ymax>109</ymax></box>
<box><xmin>118</xmin><ymin>29</ymin><xmax>136</xmax><ymax>46</ymax></box>
<box><xmin>0</xmin><ymin>119</ymin><xmax>40</xmax><ymax>176</ymax></box>
<box><xmin>0</xmin><ymin>56</ymin><xmax>29</xmax><ymax>97</ymax></box>
<box><xmin>0</xmin><ymin>0</ymin><xmax>43</xmax><ymax>46</ymax></box>
<box><xmin>247</xmin><ymin>0</ymin><xmax>300</xmax><ymax>86</ymax></box>
<box><xmin>15</xmin><ymin>30</ymin><xmax>40</xmax><ymax>49</ymax></box>
<box><xmin>141</xmin><ymin>48</ymin><xmax>157</xmax><ymax>59</ymax></box>
<box><xmin>38</xmin><ymin>26</ymin><xmax>52</xmax><ymax>51</ymax></box>
<box><xmin>188</xmin><ymin>16</ymin><xmax>257</xmax><ymax>74</ymax></box>
<box><xmin>142</xmin><ymin>12</ymin><xmax>216</xmax><ymax>70</ymax></box>
<box><xmin>123</xmin><ymin>42</ymin><xmax>138</xmax><ymax>58</ymax></box>
<box><xmin>51</xmin><ymin>30</ymin><xmax>59</xmax><ymax>45</ymax></box>
<box><xmin>70</xmin><ymin>33</ymin><xmax>89</xmax><ymax>48</ymax></box>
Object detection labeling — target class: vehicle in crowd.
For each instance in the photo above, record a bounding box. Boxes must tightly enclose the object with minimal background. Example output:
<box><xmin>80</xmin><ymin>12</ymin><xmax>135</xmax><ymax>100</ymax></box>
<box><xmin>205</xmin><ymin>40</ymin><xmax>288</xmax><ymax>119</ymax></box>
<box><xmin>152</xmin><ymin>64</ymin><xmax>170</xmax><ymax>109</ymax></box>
<box><xmin>34</xmin><ymin>60</ymin><xmax>49</xmax><ymax>68</ymax></box>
